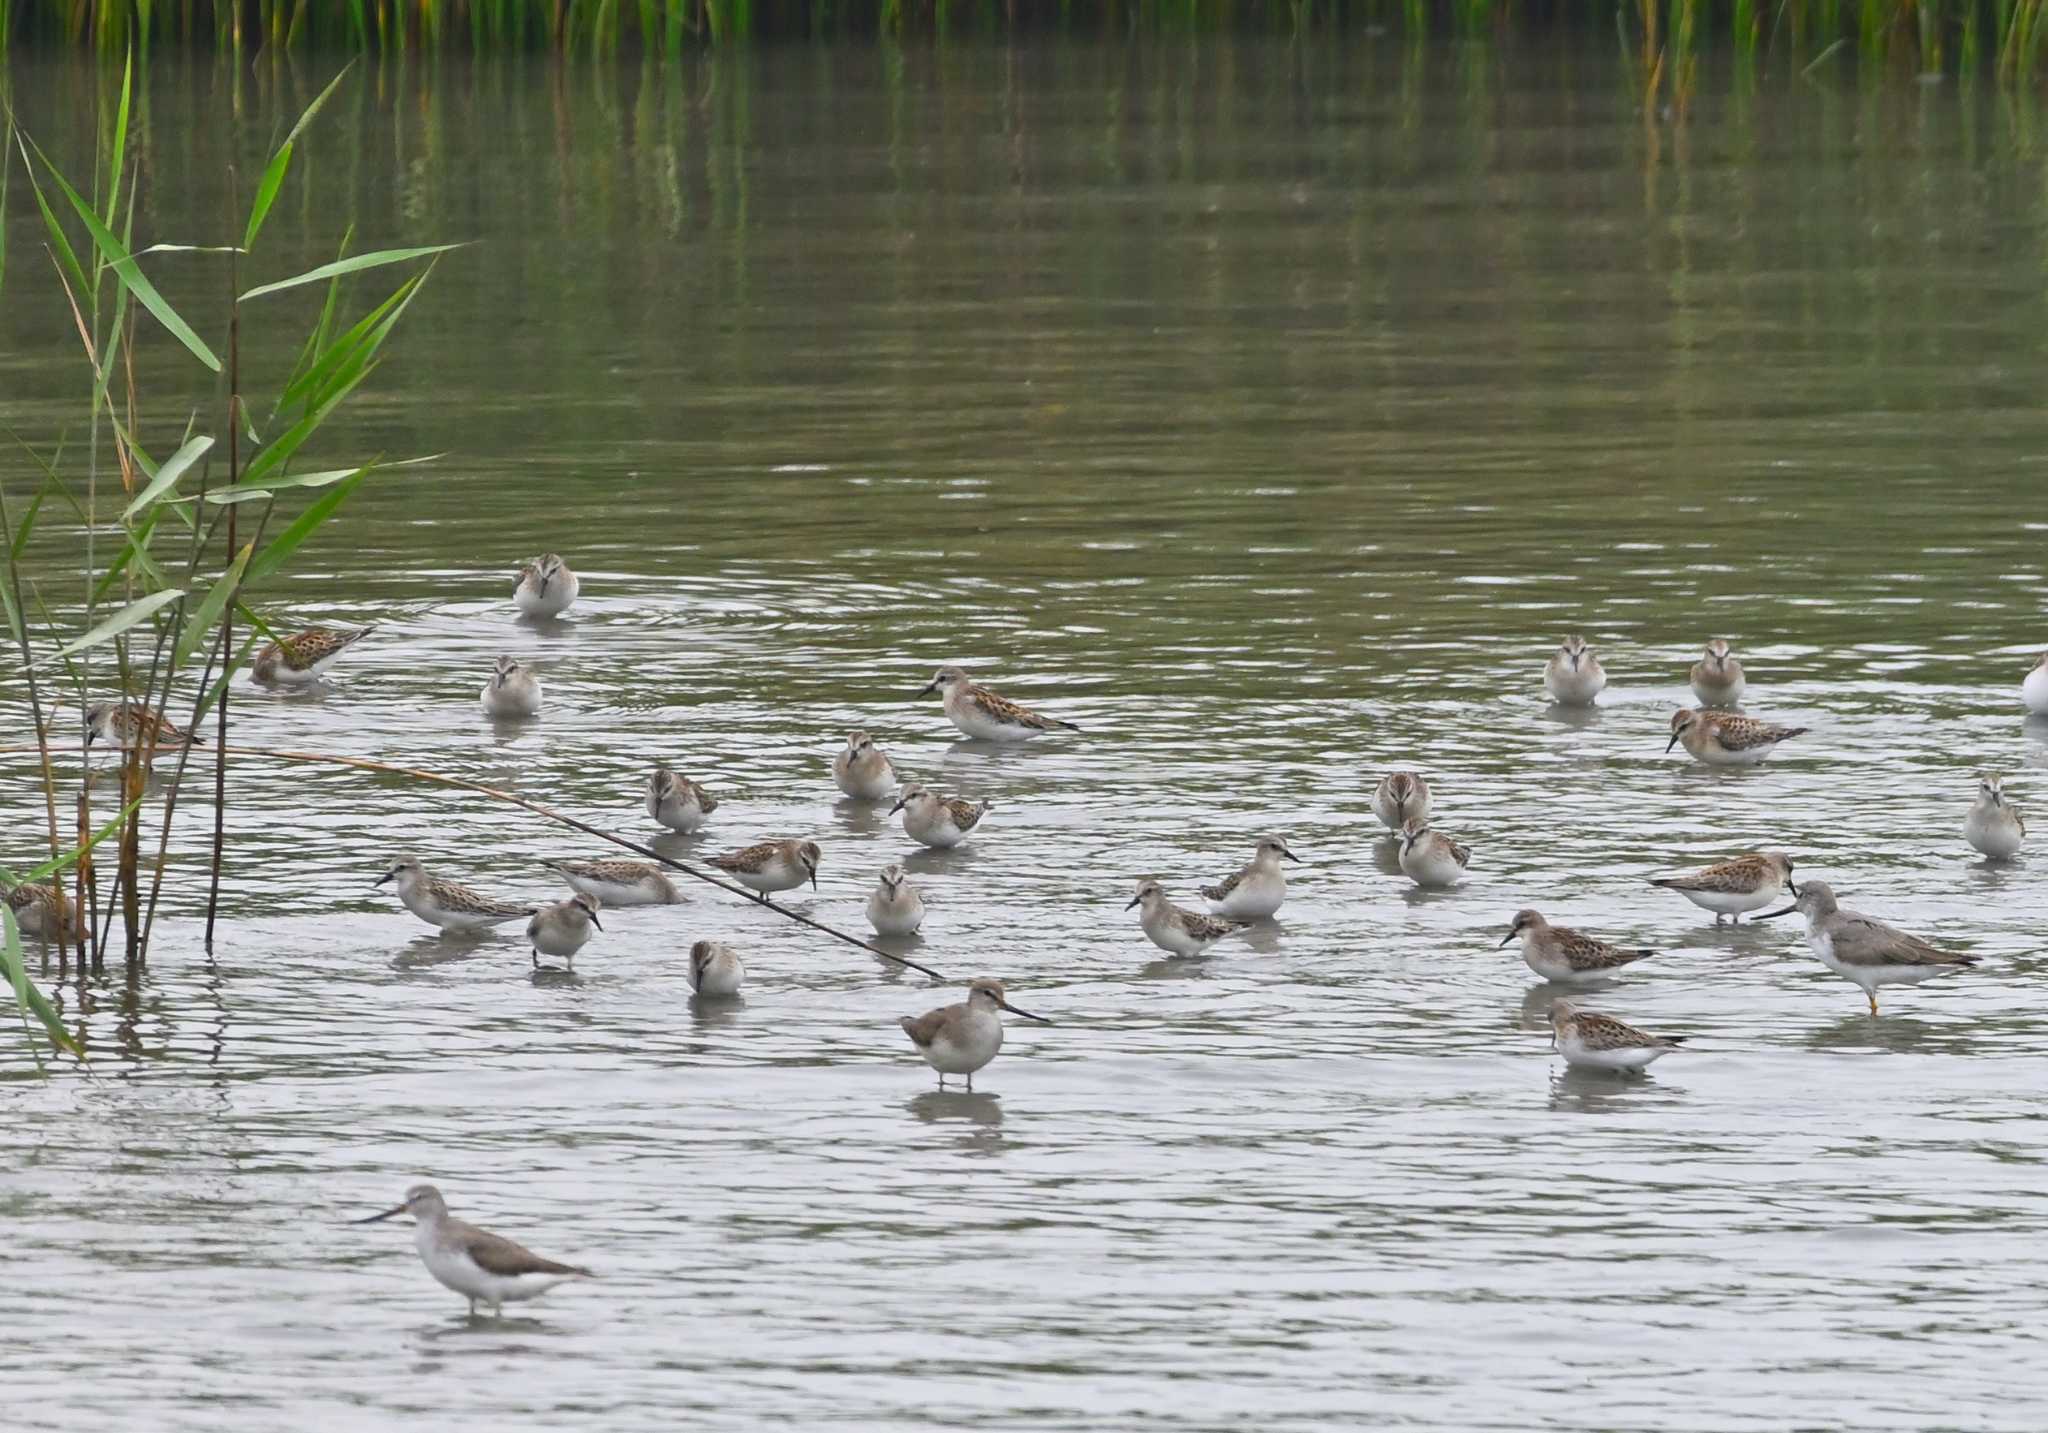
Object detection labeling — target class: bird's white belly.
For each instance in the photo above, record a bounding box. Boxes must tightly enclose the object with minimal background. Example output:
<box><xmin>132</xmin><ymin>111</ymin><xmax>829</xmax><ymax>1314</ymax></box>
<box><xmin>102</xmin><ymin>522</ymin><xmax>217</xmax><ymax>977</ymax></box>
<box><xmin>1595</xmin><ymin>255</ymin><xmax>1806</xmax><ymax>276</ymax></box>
<box><xmin>946</xmin><ymin>696</ymin><xmax>1034</xmax><ymax>742</ymax></box>
<box><xmin>1143</xmin><ymin>915</ymin><xmax>1211</xmax><ymax>957</ymax></box>
<box><xmin>404</xmin><ymin>887</ymin><xmax>480</xmax><ymax>930</ymax></box>
<box><xmin>1559</xmin><ymin>1037</ymin><xmax>1664</xmax><ymax>1071</ymax></box>
<box><xmin>2023</xmin><ymin>668</ymin><xmax>2048</xmax><ymax>715</ymax></box>
<box><xmin>927</xmin><ymin>1016</ymin><xmax>1002</xmax><ymax>1074</ymax></box>
<box><xmin>1546</xmin><ymin>667</ymin><xmax>1605</xmax><ymax>705</ymax></box>
<box><xmin>690</xmin><ymin>956</ymin><xmax>744</xmax><ymax>997</ymax></box>
<box><xmin>906</xmin><ymin>811</ymin><xmax>966</xmax><ymax>848</ymax></box>
<box><xmin>652</xmin><ymin>797</ymin><xmax>708</xmax><ymax>833</ymax></box>
<box><xmin>1401</xmin><ymin>848</ymin><xmax>1463</xmax><ymax>887</ymax></box>
<box><xmin>1697</xmin><ymin>739</ymin><xmax>1773</xmax><ymax>767</ymax></box>
<box><xmin>1964</xmin><ymin>809</ymin><xmax>2024</xmax><ymax>859</ymax></box>
<box><xmin>738</xmin><ymin>860</ymin><xmax>801</xmax><ymax>894</ymax></box>
<box><xmin>482</xmin><ymin>682</ymin><xmax>542</xmax><ymax>718</ymax></box>
<box><xmin>565</xmin><ymin>873</ymin><xmax>661</xmax><ymax>906</ymax></box>
<box><xmin>1691</xmin><ymin>674</ymin><xmax>1744</xmax><ymax>707</ymax></box>
<box><xmin>1523</xmin><ymin>948</ymin><xmax>1603</xmax><ymax>985</ymax></box>
<box><xmin>868</xmin><ymin>893</ymin><xmax>924</xmax><ymax>935</ymax></box>
<box><xmin>1681</xmin><ymin>886</ymin><xmax>1778</xmax><ymax>916</ymax></box>
<box><xmin>515</xmin><ymin>570</ymin><xmax>578</xmax><ymax>617</ymax></box>
<box><xmin>835</xmin><ymin>757</ymin><xmax>895</xmax><ymax>800</ymax></box>
<box><xmin>1212</xmin><ymin>872</ymin><xmax>1284</xmax><ymax>920</ymax></box>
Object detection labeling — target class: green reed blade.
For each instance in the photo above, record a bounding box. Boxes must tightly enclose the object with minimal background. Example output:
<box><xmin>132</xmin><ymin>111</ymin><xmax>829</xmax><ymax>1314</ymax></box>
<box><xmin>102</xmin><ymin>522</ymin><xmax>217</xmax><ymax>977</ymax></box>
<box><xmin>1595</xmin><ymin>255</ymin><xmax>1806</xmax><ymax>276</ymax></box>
<box><xmin>1</xmin><ymin>909</ymin><xmax>84</xmax><ymax>1060</ymax></box>
<box><xmin>171</xmin><ymin>542</ymin><xmax>251</xmax><ymax>673</ymax></box>
<box><xmin>42</xmin><ymin>587</ymin><xmax>184</xmax><ymax>664</ymax></box>
<box><xmin>239</xmin><ymin>242</ymin><xmax>461</xmax><ymax>303</ymax></box>
<box><xmin>243</xmin><ymin>471</ymin><xmax>367</xmax><ymax>588</ymax></box>
<box><xmin>121</xmin><ymin>434</ymin><xmax>214</xmax><ymax>520</ymax></box>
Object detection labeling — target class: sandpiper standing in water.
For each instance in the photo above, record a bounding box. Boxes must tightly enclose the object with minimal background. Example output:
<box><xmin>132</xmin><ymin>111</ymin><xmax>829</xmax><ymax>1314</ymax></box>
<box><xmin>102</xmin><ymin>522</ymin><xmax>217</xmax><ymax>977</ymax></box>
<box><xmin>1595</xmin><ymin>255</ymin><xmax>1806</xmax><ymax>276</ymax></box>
<box><xmin>1128</xmin><ymin>879</ymin><xmax>1247</xmax><ymax>958</ymax></box>
<box><xmin>1964</xmin><ymin>775</ymin><xmax>2026</xmax><ymax>860</ymax></box>
<box><xmin>1200</xmin><ymin>836</ymin><xmax>1299</xmax><ymax>921</ymax></box>
<box><xmin>1372</xmin><ymin>772</ymin><xmax>1431</xmax><ymax>831</ymax></box>
<box><xmin>376</xmin><ymin>855</ymin><xmax>536</xmax><ymax>935</ymax></box>
<box><xmin>919</xmin><ymin>665</ymin><xmax>1079</xmax><ymax>742</ymax></box>
<box><xmin>513</xmin><ymin>553</ymin><xmax>579</xmax><ymax>618</ymax></box>
<box><xmin>84</xmin><ymin>702</ymin><xmax>200</xmax><ymax>759</ymax></box>
<box><xmin>355</xmin><ymin>1184</ymin><xmax>593</xmax><ymax>1319</ymax></box>
<box><xmin>4</xmin><ymin>882</ymin><xmax>81</xmax><ymax>942</ymax></box>
<box><xmin>1649</xmin><ymin>850</ymin><xmax>1795</xmax><ymax>925</ymax></box>
<box><xmin>527</xmin><ymin>895</ymin><xmax>601</xmax><ymax>971</ymax></box>
<box><xmin>480</xmin><ymin>656</ymin><xmax>542</xmax><ymax>719</ymax></box>
<box><xmin>706</xmin><ymin>839</ymin><xmax>820</xmax><ymax>903</ymax></box>
<box><xmin>1398</xmin><ymin>821</ymin><xmax>1470</xmax><ymax>888</ymax></box>
<box><xmin>832</xmin><ymin>731</ymin><xmax>897</xmax><ymax>800</ymax></box>
<box><xmin>543</xmin><ymin>858</ymin><xmax>683</xmax><ymax>906</ymax></box>
<box><xmin>1502</xmin><ymin>909</ymin><xmax>1654</xmax><ymax>983</ymax></box>
<box><xmin>867</xmin><ymin>864</ymin><xmax>926</xmax><ymax>935</ymax></box>
<box><xmin>899</xmin><ymin>978</ymin><xmax>1050</xmax><ymax>1090</ymax></box>
<box><xmin>1666</xmin><ymin>708</ymin><xmax>1806</xmax><ymax>766</ymax></box>
<box><xmin>1548</xmin><ymin>1002</ymin><xmax>1685</xmax><ymax>1073</ymax></box>
<box><xmin>1689</xmin><ymin>639</ymin><xmax>1745</xmax><ymax>707</ymax></box>
<box><xmin>251</xmin><ymin>625</ymin><xmax>374</xmax><ymax>687</ymax></box>
<box><xmin>688</xmin><ymin>939</ymin><xmax>744</xmax><ymax>998</ymax></box>
<box><xmin>891</xmin><ymin>784</ymin><xmax>990</xmax><ymax>849</ymax></box>
<box><xmin>1755</xmin><ymin>880</ymin><xmax>1979</xmax><ymax>1016</ymax></box>
<box><xmin>1544</xmin><ymin>636</ymin><xmax>1606</xmax><ymax>706</ymax></box>
<box><xmin>647</xmin><ymin>765</ymin><xmax>717</xmax><ymax>834</ymax></box>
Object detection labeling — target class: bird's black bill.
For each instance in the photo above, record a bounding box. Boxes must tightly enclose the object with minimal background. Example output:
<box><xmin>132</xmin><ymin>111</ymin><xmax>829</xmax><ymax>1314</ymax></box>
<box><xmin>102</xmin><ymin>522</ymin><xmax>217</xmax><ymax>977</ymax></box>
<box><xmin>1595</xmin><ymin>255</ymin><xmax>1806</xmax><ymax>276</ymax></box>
<box><xmin>1497</xmin><ymin>932</ymin><xmax>1517</xmax><ymax>948</ymax></box>
<box><xmin>1753</xmin><ymin>904</ymin><xmax>1797</xmax><ymax>920</ymax></box>
<box><xmin>1000</xmin><ymin>1000</ymin><xmax>1052</xmax><ymax>1024</ymax></box>
<box><xmin>373</xmin><ymin>872</ymin><xmax>395</xmax><ymax>887</ymax></box>
<box><xmin>588</xmin><ymin>912</ymin><xmax>604</xmax><ymax>931</ymax></box>
<box><xmin>916</xmin><ymin>682</ymin><xmax>938</xmax><ymax>697</ymax></box>
<box><xmin>353</xmin><ymin>1203</ymin><xmax>409</xmax><ymax>1224</ymax></box>
<box><xmin>1124</xmin><ymin>895</ymin><xmax>1141</xmax><ymax>910</ymax></box>
<box><xmin>1282</xmin><ymin>851</ymin><xmax>1302</xmax><ymax>863</ymax></box>
<box><xmin>888</xmin><ymin>800</ymin><xmax>907</xmax><ymax>815</ymax></box>
<box><xmin>1663</xmin><ymin>733</ymin><xmax>1681</xmax><ymax>753</ymax></box>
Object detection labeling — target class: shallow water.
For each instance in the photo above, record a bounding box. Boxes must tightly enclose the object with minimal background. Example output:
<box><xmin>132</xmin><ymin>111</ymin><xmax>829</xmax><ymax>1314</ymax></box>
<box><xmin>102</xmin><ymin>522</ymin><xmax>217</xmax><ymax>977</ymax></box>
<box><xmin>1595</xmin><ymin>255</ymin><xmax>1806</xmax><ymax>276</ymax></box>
<box><xmin>4</xmin><ymin>38</ymin><xmax>2048</xmax><ymax>1431</ymax></box>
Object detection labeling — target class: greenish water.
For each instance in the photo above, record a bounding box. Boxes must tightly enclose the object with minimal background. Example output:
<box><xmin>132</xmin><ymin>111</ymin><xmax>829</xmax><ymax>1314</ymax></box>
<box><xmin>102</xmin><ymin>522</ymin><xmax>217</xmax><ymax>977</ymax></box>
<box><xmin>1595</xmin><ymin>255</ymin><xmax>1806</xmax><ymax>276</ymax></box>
<box><xmin>4</xmin><ymin>40</ymin><xmax>2048</xmax><ymax>1432</ymax></box>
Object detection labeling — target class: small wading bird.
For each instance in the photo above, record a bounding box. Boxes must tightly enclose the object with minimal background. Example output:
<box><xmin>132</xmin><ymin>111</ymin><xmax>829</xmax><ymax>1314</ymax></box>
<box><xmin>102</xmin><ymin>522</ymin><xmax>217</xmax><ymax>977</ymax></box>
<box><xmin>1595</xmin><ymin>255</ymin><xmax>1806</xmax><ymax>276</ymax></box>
<box><xmin>543</xmin><ymin>858</ymin><xmax>683</xmax><ymax>907</ymax></box>
<box><xmin>1689</xmin><ymin>638</ymin><xmax>1745</xmax><ymax>707</ymax></box>
<box><xmin>1128</xmin><ymin>879</ymin><xmax>1247</xmax><ymax>958</ymax></box>
<box><xmin>706</xmin><ymin>839</ymin><xmax>820</xmax><ymax>903</ymax></box>
<box><xmin>832</xmin><ymin>731</ymin><xmax>897</xmax><ymax>800</ymax></box>
<box><xmin>1666</xmin><ymin>708</ymin><xmax>1806</xmax><ymax>767</ymax></box>
<box><xmin>688</xmin><ymin>939</ymin><xmax>744</xmax><ymax>998</ymax></box>
<box><xmin>899</xmin><ymin>978</ymin><xmax>1051</xmax><ymax>1091</ymax></box>
<box><xmin>355</xmin><ymin>1184</ymin><xmax>593</xmax><ymax>1319</ymax></box>
<box><xmin>647</xmin><ymin>765</ymin><xmax>718</xmax><ymax>834</ymax></box>
<box><xmin>527</xmin><ymin>894</ymin><xmax>601</xmax><ymax>971</ymax></box>
<box><xmin>1398</xmin><ymin>820</ymin><xmax>1470</xmax><ymax>889</ymax></box>
<box><xmin>1200</xmin><ymin>835</ymin><xmax>1300</xmax><ymax>921</ymax></box>
<box><xmin>1755</xmin><ymin>880</ymin><xmax>1979</xmax><ymax>1016</ymax></box>
<box><xmin>1649</xmin><ymin>850</ymin><xmax>1795</xmax><ymax>925</ymax></box>
<box><xmin>866</xmin><ymin>863</ymin><xmax>926</xmax><ymax>936</ymax></box>
<box><xmin>84</xmin><ymin>701</ymin><xmax>201</xmax><ymax>759</ymax></box>
<box><xmin>1963</xmin><ymin>775</ymin><xmax>2025</xmax><ymax>861</ymax></box>
<box><xmin>251</xmin><ymin>625</ymin><xmax>375</xmax><ymax>687</ymax></box>
<box><xmin>919</xmin><ymin>665</ymin><xmax>1079</xmax><ymax>742</ymax></box>
<box><xmin>4</xmin><ymin>882</ymin><xmax>81</xmax><ymax>942</ymax></box>
<box><xmin>376</xmin><ymin>855</ymin><xmax>536</xmax><ymax>934</ymax></box>
<box><xmin>480</xmin><ymin>655</ymin><xmax>542</xmax><ymax>719</ymax></box>
<box><xmin>513</xmin><ymin>553</ymin><xmax>579</xmax><ymax>619</ymax></box>
<box><xmin>2025</xmin><ymin>652</ymin><xmax>2048</xmax><ymax>715</ymax></box>
<box><xmin>1372</xmin><ymin>772</ymin><xmax>1431</xmax><ymax>831</ymax></box>
<box><xmin>891</xmin><ymin>784</ymin><xmax>990</xmax><ymax>850</ymax></box>
<box><xmin>1544</xmin><ymin>636</ymin><xmax>1606</xmax><ymax>706</ymax></box>
<box><xmin>1548</xmin><ymin>1001</ymin><xmax>1686</xmax><ymax>1073</ymax></box>
<box><xmin>1502</xmin><ymin>909</ymin><xmax>1655</xmax><ymax>984</ymax></box>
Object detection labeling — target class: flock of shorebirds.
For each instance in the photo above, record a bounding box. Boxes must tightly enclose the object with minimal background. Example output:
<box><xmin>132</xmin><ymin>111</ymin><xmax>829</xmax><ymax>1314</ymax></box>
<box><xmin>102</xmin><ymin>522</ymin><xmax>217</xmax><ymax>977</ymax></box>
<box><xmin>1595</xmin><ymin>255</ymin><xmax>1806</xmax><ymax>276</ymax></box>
<box><xmin>7</xmin><ymin>551</ymin><xmax>2046</xmax><ymax>1318</ymax></box>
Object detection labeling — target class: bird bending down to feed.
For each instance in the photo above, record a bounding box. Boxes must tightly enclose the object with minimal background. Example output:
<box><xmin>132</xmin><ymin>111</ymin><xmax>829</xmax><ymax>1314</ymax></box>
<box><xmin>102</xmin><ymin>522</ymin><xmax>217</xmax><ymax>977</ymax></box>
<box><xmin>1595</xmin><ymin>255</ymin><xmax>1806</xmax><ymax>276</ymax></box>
<box><xmin>481</xmin><ymin>656</ymin><xmax>542</xmax><ymax>719</ymax></box>
<box><xmin>355</xmin><ymin>1184</ymin><xmax>593</xmax><ymax>1319</ymax></box>
<box><xmin>84</xmin><ymin>702</ymin><xmax>201</xmax><ymax>759</ymax></box>
<box><xmin>833</xmin><ymin>731</ymin><xmax>897</xmax><ymax>800</ymax></box>
<box><xmin>251</xmin><ymin>625</ymin><xmax>374</xmax><ymax>687</ymax></box>
<box><xmin>543</xmin><ymin>858</ymin><xmax>683</xmax><ymax>906</ymax></box>
<box><xmin>1127</xmin><ymin>879</ymin><xmax>1248</xmax><ymax>958</ymax></box>
<box><xmin>1689</xmin><ymin>638</ymin><xmax>1745</xmax><ymax>707</ymax></box>
<box><xmin>1754</xmin><ymin>880</ymin><xmax>1978</xmax><ymax>1016</ymax></box>
<box><xmin>1666</xmin><ymin>708</ymin><xmax>1805</xmax><ymax>766</ymax></box>
<box><xmin>1502</xmin><ymin>909</ymin><xmax>1654</xmax><ymax>984</ymax></box>
<box><xmin>1200</xmin><ymin>835</ymin><xmax>1300</xmax><ymax>920</ymax></box>
<box><xmin>688</xmin><ymin>939</ymin><xmax>744</xmax><ymax>998</ymax></box>
<box><xmin>527</xmin><ymin>895</ymin><xmax>601</xmax><ymax>971</ymax></box>
<box><xmin>513</xmin><ymin>553</ymin><xmax>579</xmax><ymax>618</ymax></box>
<box><xmin>647</xmin><ymin>765</ymin><xmax>717</xmax><ymax>834</ymax></box>
<box><xmin>891</xmin><ymin>784</ymin><xmax>990</xmax><ymax>850</ymax></box>
<box><xmin>899</xmin><ymin>978</ymin><xmax>1051</xmax><ymax>1091</ymax></box>
<box><xmin>1372</xmin><ymin>772</ymin><xmax>1431</xmax><ymax>831</ymax></box>
<box><xmin>1548</xmin><ymin>1002</ymin><xmax>1685</xmax><ymax>1073</ymax></box>
<box><xmin>4</xmin><ymin>882</ymin><xmax>81</xmax><ymax>942</ymax></box>
<box><xmin>376</xmin><ymin>855</ymin><xmax>536</xmax><ymax>934</ymax></box>
<box><xmin>1398</xmin><ymin>821</ymin><xmax>1470</xmax><ymax>888</ymax></box>
<box><xmin>919</xmin><ymin>665</ymin><xmax>1079</xmax><ymax>742</ymax></box>
<box><xmin>705</xmin><ymin>839</ymin><xmax>821</xmax><ymax>903</ymax></box>
<box><xmin>1544</xmin><ymin>636</ymin><xmax>1606</xmax><ymax>706</ymax></box>
<box><xmin>1649</xmin><ymin>850</ymin><xmax>1795</xmax><ymax>925</ymax></box>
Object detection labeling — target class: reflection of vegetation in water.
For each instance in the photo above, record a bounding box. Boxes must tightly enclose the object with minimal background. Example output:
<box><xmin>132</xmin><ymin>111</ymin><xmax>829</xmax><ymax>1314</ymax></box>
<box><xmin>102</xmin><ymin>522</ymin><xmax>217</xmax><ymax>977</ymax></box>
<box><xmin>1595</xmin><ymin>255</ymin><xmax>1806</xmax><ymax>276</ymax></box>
<box><xmin>5</xmin><ymin>0</ymin><xmax>2048</xmax><ymax>82</ymax></box>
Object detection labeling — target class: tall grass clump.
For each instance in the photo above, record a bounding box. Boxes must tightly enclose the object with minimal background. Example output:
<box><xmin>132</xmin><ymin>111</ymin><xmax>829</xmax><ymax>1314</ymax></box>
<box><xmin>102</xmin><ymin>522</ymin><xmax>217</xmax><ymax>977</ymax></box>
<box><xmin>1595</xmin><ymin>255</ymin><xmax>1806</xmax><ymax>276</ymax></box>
<box><xmin>0</xmin><ymin>57</ymin><xmax>451</xmax><ymax>1061</ymax></box>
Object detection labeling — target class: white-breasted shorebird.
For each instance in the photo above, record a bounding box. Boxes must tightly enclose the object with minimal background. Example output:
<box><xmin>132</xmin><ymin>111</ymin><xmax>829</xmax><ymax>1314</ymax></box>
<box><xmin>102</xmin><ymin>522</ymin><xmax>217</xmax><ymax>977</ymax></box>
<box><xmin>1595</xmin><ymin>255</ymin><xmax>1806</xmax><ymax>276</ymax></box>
<box><xmin>706</xmin><ymin>839</ymin><xmax>820</xmax><ymax>902</ymax></box>
<box><xmin>2025</xmin><ymin>653</ymin><xmax>2048</xmax><ymax>715</ymax></box>
<box><xmin>481</xmin><ymin>655</ymin><xmax>542</xmax><ymax>719</ymax></box>
<box><xmin>919</xmin><ymin>665</ymin><xmax>1079</xmax><ymax>742</ymax></box>
<box><xmin>832</xmin><ymin>731</ymin><xmax>897</xmax><ymax>800</ymax></box>
<box><xmin>899</xmin><ymin>978</ymin><xmax>1050</xmax><ymax>1090</ymax></box>
<box><xmin>527</xmin><ymin>895</ymin><xmax>601</xmax><ymax>971</ymax></box>
<box><xmin>867</xmin><ymin>863</ymin><xmax>926</xmax><ymax>935</ymax></box>
<box><xmin>543</xmin><ymin>858</ymin><xmax>683</xmax><ymax>906</ymax></box>
<box><xmin>355</xmin><ymin>1184</ymin><xmax>593</xmax><ymax>1318</ymax></box>
<box><xmin>1666</xmin><ymin>708</ymin><xmax>1805</xmax><ymax>766</ymax></box>
<box><xmin>1649</xmin><ymin>850</ymin><xmax>1795</xmax><ymax>925</ymax></box>
<box><xmin>1548</xmin><ymin>1001</ymin><xmax>1685</xmax><ymax>1072</ymax></box>
<box><xmin>1689</xmin><ymin>638</ymin><xmax>1745</xmax><ymax>707</ymax></box>
<box><xmin>1964</xmin><ymin>775</ymin><xmax>2025</xmax><ymax>860</ymax></box>
<box><xmin>376</xmin><ymin>855</ymin><xmax>535</xmax><ymax>934</ymax></box>
<box><xmin>1371</xmin><ymin>772</ymin><xmax>1431</xmax><ymax>831</ymax></box>
<box><xmin>1128</xmin><ymin>879</ymin><xmax>1246</xmax><ymax>958</ymax></box>
<box><xmin>513</xmin><ymin>553</ymin><xmax>579</xmax><ymax>618</ymax></box>
<box><xmin>647</xmin><ymin>765</ymin><xmax>717</xmax><ymax>834</ymax></box>
<box><xmin>251</xmin><ymin>625</ymin><xmax>374</xmax><ymax>686</ymax></box>
<box><xmin>1200</xmin><ymin>835</ymin><xmax>1299</xmax><ymax>920</ymax></box>
<box><xmin>1502</xmin><ymin>909</ymin><xmax>1653</xmax><ymax>983</ymax></box>
<box><xmin>1397</xmin><ymin>821</ymin><xmax>1470</xmax><ymax>888</ymax></box>
<box><xmin>891</xmin><ymin>784</ymin><xmax>989</xmax><ymax>849</ymax></box>
<box><xmin>688</xmin><ymin>939</ymin><xmax>744</xmax><ymax>997</ymax></box>
<box><xmin>4</xmin><ymin>882</ymin><xmax>81</xmax><ymax>942</ymax></box>
<box><xmin>84</xmin><ymin>701</ymin><xmax>200</xmax><ymax>758</ymax></box>
<box><xmin>1544</xmin><ymin>636</ymin><xmax>1606</xmax><ymax>706</ymax></box>
<box><xmin>1756</xmin><ymin>880</ymin><xmax>1978</xmax><ymax>1015</ymax></box>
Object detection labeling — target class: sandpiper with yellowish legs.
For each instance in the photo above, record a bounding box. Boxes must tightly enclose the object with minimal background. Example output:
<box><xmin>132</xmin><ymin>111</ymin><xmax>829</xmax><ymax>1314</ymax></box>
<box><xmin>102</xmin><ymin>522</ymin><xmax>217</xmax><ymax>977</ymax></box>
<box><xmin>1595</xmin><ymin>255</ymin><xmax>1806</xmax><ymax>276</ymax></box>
<box><xmin>1755</xmin><ymin>880</ymin><xmax>1979</xmax><ymax>1016</ymax></box>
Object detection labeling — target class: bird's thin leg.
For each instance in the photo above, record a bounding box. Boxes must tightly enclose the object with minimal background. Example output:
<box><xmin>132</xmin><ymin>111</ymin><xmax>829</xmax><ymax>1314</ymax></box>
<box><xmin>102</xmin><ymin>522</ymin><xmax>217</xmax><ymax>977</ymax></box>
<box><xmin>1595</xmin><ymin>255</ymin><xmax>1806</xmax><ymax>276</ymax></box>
<box><xmin>531</xmin><ymin>950</ymin><xmax>539</xmax><ymax>969</ymax></box>
<box><xmin>1868</xmin><ymin>991</ymin><xmax>1880</xmax><ymax>1017</ymax></box>
<box><xmin>468</xmin><ymin>1298</ymin><xmax>478</xmax><ymax>1318</ymax></box>
<box><xmin>1714</xmin><ymin>914</ymin><xmax>1725</xmax><ymax>928</ymax></box>
<box><xmin>965</xmin><ymin>1072</ymin><xmax>974</xmax><ymax>1093</ymax></box>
